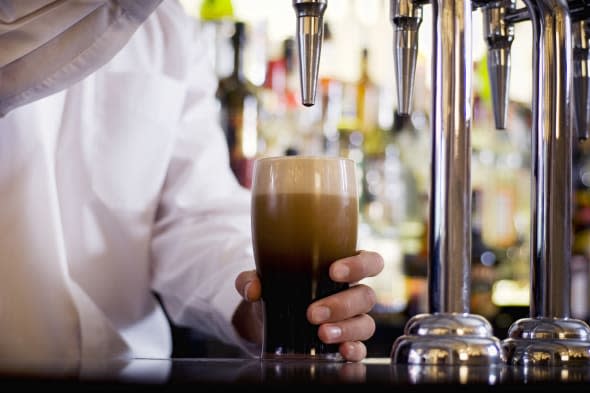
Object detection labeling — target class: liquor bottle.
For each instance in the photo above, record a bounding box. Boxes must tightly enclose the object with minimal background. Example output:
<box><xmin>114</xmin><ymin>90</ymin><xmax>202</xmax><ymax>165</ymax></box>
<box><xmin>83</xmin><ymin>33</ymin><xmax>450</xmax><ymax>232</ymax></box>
<box><xmin>470</xmin><ymin>189</ymin><xmax>499</xmax><ymax>319</ymax></box>
<box><xmin>282</xmin><ymin>37</ymin><xmax>299</xmax><ymax>109</ymax></box>
<box><xmin>216</xmin><ymin>21</ymin><xmax>259</xmax><ymax>188</ymax></box>
<box><xmin>259</xmin><ymin>38</ymin><xmax>292</xmax><ymax>156</ymax></box>
<box><xmin>572</xmin><ymin>139</ymin><xmax>590</xmax><ymax>321</ymax></box>
<box><xmin>200</xmin><ymin>0</ymin><xmax>233</xmax><ymax>20</ymax></box>
<box><xmin>336</xmin><ymin>48</ymin><xmax>381</xmax><ymax>210</ymax></box>
<box><xmin>356</xmin><ymin>48</ymin><xmax>379</xmax><ymax>140</ymax></box>
<box><xmin>199</xmin><ymin>0</ymin><xmax>235</xmax><ymax>79</ymax></box>
<box><xmin>318</xmin><ymin>22</ymin><xmax>343</xmax><ymax>157</ymax></box>
<box><xmin>357</xmin><ymin>47</ymin><xmax>386</xmax><ymax>214</ymax></box>
<box><xmin>359</xmin><ymin>111</ymin><xmax>428</xmax><ymax>316</ymax></box>
<box><xmin>259</xmin><ymin>37</ymin><xmax>312</xmax><ymax>157</ymax></box>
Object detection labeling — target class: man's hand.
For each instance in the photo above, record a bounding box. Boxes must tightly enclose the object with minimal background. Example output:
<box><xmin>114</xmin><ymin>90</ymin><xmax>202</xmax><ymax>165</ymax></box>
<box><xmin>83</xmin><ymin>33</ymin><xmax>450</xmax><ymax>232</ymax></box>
<box><xmin>233</xmin><ymin>250</ymin><xmax>384</xmax><ymax>362</ymax></box>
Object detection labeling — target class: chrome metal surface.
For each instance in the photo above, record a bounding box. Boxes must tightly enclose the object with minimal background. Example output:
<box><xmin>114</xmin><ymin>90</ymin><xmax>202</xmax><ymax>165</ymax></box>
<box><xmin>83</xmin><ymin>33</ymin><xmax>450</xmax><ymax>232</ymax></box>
<box><xmin>296</xmin><ymin>0</ymin><xmax>590</xmax><ymax>369</ymax></box>
<box><xmin>503</xmin><ymin>318</ymin><xmax>590</xmax><ymax>366</ymax></box>
<box><xmin>292</xmin><ymin>0</ymin><xmax>327</xmax><ymax>106</ymax></box>
<box><xmin>502</xmin><ymin>0</ymin><xmax>590</xmax><ymax>366</ymax></box>
<box><xmin>525</xmin><ymin>0</ymin><xmax>572</xmax><ymax>321</ymax></box>
<box><xmin>391</xmin><ymin>0</ymin><xmax>503</xmax><ymax>366</ymax></box>
<box><xmin>481</xmin><ymin>0</ymin><xmax>515</xmax><ymax>129</ymax></box>
<box><xmin>390</xmin><ymin>363</ymin><xmax>506</xmax><ymax>385</ymax></box>
<box><xmin>391</xmin><ymin>313</ymin><xmax>505</xmax><ymax>365</ymax></box>
<box><xmin>390</xmin><ymin>0</ymin><xmax>423</xmax><ymax>114</ymax></box>
<box><xmin>427</xmin><ymin>0</ymin><xmax>472</xmax><ymax>320</ymax></box>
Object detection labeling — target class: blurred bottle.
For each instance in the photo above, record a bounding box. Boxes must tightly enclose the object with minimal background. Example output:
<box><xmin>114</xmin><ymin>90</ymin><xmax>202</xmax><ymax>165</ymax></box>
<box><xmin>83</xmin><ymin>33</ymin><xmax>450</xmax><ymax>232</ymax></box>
<box><xmin>357</xmin><ymin>48</ymin><xmax>381</xmax><ymax>208</ymax></box>
<box><xmin>258</xmin><ymin>37</ymin><xmax>319</xmax><ymax>157</ymax></box>
<box><xmin>572</xmin><ymin>139</ymin><xmax>590</xmax><ymax>321</ymax></box>
<box><xmin>336</xmin><ymin>86</ymin><xmax>364</xmax><ymax>201</ymax></box>
<box><xmin>319</xmin><ymin>77</ymin><xmax>344</xmax><ymax>157</ymax></box>
<box><xmin>282</xmin><ymin>37</ymin><xmax>299</xmax><ymax>108</ymax></box>
<box><xmin>200</xmin><ymin>0</ymin><xmax>233</xmax><ymax>20</ymax></box>
<box><xmin>391</xmin><ymin>113</ymin><xmax>429</xmax><ymax>318</ymax></box>
<box><xmin>318</xmin><ymin>23</ymin><xmax>343</xmax><ymax>157</ymax></box>
<box><xmin>348</xmin><ymin>47</ymin><xmax>421</xmax><ymax>314</ymax></box>
<box><xmin>470</xmin><ymin>189</ymin><xmax>499</xmax><ymax>320</ymax></box>
<box><xmin>199</xmin><ymin>0</ymin><xmax>235</xmax><ymax>79</ymax></box>
<box><xmin>362</xmin><ymin>113</ymin><xmax>418</xmax><ymax>231</ymax></box>
<box><xmin>335</xmin><ymin>47</ymin><xmax>382</xmax><ymax>207</ymax></box>
<box><xmin>359</xmin><ymin>111</ymin><xmax>429</xmax><ymax>316</ymax></box>
<box><xmin>258</xmin><ymin>38</ymin><xmax>296</xmax><ymax>156</ymax></box>
<box><xmin>216</xmin><ymin>21</ymin><xmax>260</xmax><ymax>188</ymax></box>
<box><xmin>472</xmin><ymin>58</ymin><xmax>525</xmax><ymax>252</ymax></box>
<box><xmin>356</xmin><ymin>48</ymin><xmax>380</xmax><ymax>140</ymax></box>
<box><xmin>472</xmin><ymin>61</ymin><xmax>531</xmax><ymax>317</ymax></box>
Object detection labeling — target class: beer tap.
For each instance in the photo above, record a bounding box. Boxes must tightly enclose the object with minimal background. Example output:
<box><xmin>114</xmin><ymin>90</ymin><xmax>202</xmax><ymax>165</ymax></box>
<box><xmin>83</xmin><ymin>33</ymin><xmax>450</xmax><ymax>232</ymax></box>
<box><xmin>292</xmin><ymin>0</ymin><xmax>327</xmax><ymax>106</ymax></box>
<box><xmin>499</xmin><ymin>0</ymin><xmax>590</xmax><ymax>366</ymax></box>
<box><xmin>513</xmin><ymin>0</ymin><xmax>590</xmax><ymax>139</ymax></box>
<box><xmin>288</xmin><ymin>0</ymin><xmax>590</xmax><ymax>368</ymax></box>
<box><xmin>389</xmin><ymin>0</ymin><xmax>504</xmax><ymax>366</ymax></box>
<box><xmin>479</xmin><ymin>0</ymin><xmax>515</xmax><ymax>130</ymax></box>
<box><xmin>289</xmin><ymin>0</ymin><xmax>503</xmax><ymax>366</ymax></box>
<box><xmin>391</xmin><ymin>0</ymin><xmax>425</xmax><ymax>115</ymax></box>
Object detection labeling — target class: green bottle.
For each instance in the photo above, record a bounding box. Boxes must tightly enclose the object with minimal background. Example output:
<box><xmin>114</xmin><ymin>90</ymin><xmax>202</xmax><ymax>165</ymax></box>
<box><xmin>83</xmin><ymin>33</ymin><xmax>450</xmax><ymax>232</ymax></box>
<box><xmin>199</xmin><ymin>0</ymin><xmax>234</xmax><ymax>21</ymax></box>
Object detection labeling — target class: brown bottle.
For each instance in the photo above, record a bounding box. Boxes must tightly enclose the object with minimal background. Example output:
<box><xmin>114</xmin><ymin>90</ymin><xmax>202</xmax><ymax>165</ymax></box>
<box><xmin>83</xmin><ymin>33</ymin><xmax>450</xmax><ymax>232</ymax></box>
<box><xmin>216</xmin><ymin>21</ymin><xmax>259</xmax><ymax>188</ymax></box>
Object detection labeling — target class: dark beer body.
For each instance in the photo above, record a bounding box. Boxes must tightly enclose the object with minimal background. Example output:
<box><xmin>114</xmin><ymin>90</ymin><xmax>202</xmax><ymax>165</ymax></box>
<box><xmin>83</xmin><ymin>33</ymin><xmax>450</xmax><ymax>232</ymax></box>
<box><xmin>252</xmin><ymin>192</ymin><xmax>358</xmax><ymax>359</ymax></box>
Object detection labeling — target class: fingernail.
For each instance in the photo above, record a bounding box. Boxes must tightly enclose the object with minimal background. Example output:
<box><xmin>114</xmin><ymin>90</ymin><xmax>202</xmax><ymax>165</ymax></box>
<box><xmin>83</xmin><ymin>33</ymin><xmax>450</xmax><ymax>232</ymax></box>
<box><xmin>311</xmin><ymin>306</ymin><xmax>331</xmax><ymax>323</ymax></box>
<box><xmin>325</xmin><ymin>325</ymin><xmax>342</xmax><ymax>340</ymax></box>
<box><xmin>332</xmin><ymin>264</ymin><xmax>350</xmax><ymax>281</ymax></box>
<box><xmin>243</xmin><ymin>281</ymin><xmax>253</xmax><ymax>301</ymax></box>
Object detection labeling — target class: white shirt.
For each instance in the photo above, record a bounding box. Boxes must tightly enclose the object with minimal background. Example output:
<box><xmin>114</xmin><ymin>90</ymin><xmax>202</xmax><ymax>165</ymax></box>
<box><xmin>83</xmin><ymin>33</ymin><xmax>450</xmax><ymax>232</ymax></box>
<box><xmin>0</xmin><ymin>0</ymin><xmax>256</xmax><ymax>370</ymax></box>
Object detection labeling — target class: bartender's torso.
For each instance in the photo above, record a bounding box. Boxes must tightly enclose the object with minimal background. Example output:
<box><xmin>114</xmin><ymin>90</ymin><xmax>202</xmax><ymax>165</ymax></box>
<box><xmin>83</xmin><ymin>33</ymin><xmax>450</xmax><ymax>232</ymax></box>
<box><xmin>0</xmin><ymin>0</ymin><xmax>201</xmax><ymax>365</ymax></box>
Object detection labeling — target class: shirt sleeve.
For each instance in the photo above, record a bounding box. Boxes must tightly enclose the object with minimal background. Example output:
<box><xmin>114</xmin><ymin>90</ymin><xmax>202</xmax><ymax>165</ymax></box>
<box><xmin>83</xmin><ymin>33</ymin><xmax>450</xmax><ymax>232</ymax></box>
<box><xmin>148</xmin><ymin>5</ymin><xmax>259</xmax><ymax>356</ymax></box>
<box><xmin>0</xmin><ymin>0</ymin><xmax>162</xmax><ymax>116</ymax></box>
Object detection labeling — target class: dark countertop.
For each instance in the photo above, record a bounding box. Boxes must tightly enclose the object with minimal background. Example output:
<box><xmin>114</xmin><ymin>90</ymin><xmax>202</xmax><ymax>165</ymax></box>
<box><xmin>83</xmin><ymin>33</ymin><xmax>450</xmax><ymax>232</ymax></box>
<box><xmin>2</xmin><ymin>357</ymin><xmax>590</xmax><ymax>392</ymax></box>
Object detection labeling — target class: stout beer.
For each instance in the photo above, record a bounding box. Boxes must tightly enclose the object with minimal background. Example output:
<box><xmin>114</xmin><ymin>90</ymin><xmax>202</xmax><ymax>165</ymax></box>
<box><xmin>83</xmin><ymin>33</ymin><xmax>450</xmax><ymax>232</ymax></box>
<box><xmin>251</xmin><ymin>156</ymin><xmax>358</xmax><ymax>360</ymax></box>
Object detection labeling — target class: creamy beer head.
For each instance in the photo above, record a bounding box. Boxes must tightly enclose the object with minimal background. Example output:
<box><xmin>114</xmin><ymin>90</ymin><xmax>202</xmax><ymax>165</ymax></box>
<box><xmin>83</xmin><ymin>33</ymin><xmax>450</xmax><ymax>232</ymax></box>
<box><xmin>252</xmin><ymin>156</ymin><xmax>357</xmax><ymax>198</ymax></box>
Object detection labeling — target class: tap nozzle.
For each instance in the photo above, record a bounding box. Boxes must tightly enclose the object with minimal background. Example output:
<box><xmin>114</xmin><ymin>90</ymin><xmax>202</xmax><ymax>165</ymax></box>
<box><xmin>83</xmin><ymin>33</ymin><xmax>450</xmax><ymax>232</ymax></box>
<box><xmin>293</xmin><ymin>0</ymin><xmax>327</xmax><ymax>107</ymax></box>
<box><xmin>390</xmin><ymin>0</ymin><xmax>423</xmax><ymax>115</ymax></box>
<box><xmin>481</xmin><ymin>0</ymin><xmax>515</xmax><ymax>130</ymax></box>
<box><xmin>573</xmin><ymin>20</ymin><xmax>590</xmax><ymax>140</ymax></box>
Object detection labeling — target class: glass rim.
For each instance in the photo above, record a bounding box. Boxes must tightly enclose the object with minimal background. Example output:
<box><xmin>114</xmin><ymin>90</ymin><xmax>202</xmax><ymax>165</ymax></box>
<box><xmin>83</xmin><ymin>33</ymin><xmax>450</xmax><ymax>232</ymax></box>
<box><xmin>254</xmin><ymin>155</ymin><xmax>354</xmax><ymax>164</ymax></box>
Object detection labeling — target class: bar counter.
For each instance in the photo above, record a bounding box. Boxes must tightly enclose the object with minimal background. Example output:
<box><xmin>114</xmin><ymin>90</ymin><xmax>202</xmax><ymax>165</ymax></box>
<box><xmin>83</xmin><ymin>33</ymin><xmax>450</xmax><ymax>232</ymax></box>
<box><xmin>3</xmin><ymin>356</ymin><xmax>590</xmax><ymax>391</ymax></box>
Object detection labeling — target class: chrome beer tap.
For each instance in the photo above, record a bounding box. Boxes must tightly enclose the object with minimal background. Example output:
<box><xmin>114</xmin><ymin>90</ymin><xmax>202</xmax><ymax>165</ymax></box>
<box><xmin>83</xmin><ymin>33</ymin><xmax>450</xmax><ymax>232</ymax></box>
<box><xmin>292</xmin><ymin>0</ymin><xmax>327</xmax><ymax>106</ymax></box>
<box><xmin>389</xmin><ymin>0</ymin><xmax>504</xmax><ymax>366</ymax></box>
<box><xmin>494</xmin><ymin>0</ymin><xmax>590</xmax><ymax>366</ymax></box>
<box><xmin>290</xmin><ymin>0</ymin><xmax>504</xmax><ymax>366</ymax></box>
<box><xmin>391</xmin><ymin>0</ymin><xmax>425</xmax><ymax>115</ymax></box>
<box><xmin>479</xmin><ymin>0</ymin><xmax>515</xmax><ymax>130</ymax></box>
<box><xmin>288</xmin><ymin>0</ymin><xmax>590</xmax><ymax>368</ymax></box>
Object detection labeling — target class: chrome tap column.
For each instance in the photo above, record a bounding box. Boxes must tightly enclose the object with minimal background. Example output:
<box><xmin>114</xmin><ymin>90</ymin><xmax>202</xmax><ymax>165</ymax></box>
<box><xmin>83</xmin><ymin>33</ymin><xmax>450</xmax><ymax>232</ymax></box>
<box><xmin>501</xmin><ymin>0</ymin><xmax>590</xmax><ymax>366</ymax></box>
<box><xmin>292</xmin><ymin>0</ymin><xmax>327</xmax><ymax>106</ymax></box>
<box><xmin>390</xmin><ymin>0</ymin><xmax>504</xmax><ymax>366</ymax></box>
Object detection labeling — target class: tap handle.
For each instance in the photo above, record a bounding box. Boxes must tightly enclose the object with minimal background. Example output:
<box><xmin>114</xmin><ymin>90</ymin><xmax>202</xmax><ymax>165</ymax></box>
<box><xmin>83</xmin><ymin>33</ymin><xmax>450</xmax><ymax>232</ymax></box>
<box><xmin>390</xmin><ymin>0</ymin><xmax>423</xmax><ymax>115</ymax></box>
<box><xmin>292</xmin><ymin>0</ymin><xmax>328</xmax><ymax>107</ymax></box>
<box><xmin>481</xmin><ymin>0</ymin><xmax>515</xmax><ymax>130</ymax></box>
